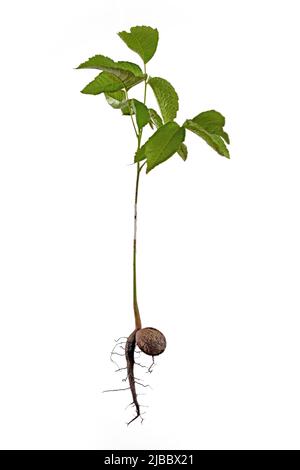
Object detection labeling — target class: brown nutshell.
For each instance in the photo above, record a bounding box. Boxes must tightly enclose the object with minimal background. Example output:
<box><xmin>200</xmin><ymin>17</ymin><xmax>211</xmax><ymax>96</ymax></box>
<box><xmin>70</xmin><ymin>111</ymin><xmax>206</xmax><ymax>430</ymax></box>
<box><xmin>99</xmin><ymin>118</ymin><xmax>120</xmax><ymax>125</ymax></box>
<box><xmin>136</xmin><ymin>327</ymin><xmax>167</xmax><ymax>356</ymax></box>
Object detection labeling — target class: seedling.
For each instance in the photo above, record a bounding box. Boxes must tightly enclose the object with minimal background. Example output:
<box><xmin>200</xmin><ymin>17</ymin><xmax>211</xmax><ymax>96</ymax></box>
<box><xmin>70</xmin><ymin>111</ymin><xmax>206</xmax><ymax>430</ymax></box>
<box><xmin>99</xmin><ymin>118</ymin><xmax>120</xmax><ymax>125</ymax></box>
<box><xmin>77</xmin><ymin>25</ymin><xmax>230</xmax><ymax>424</ymax></box>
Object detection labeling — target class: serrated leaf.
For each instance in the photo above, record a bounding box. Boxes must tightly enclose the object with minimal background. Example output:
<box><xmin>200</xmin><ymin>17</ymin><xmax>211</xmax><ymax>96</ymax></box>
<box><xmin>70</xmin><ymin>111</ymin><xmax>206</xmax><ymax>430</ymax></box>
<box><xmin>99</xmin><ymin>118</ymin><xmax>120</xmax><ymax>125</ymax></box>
<box><xmin>116</xmin><ymin>62</ymin><xmax>145</xmax><ymax>89</ymax></box>
<box><xmin>184</xmin><ymin>120</ymin><xmax>230</xmax><ymax>158</ymax></box>
<box><xmin>116</xmin><ymin>61</ymin><xmax>143</xmax><ymax>77</ymax></box>
<box><xmin>77</xmin><ymin>54</ymin><xmax>115</xmax><ymax>70</ymax></box>
<box><xmin>77</xmin><ymin>54</ymin><xmax>144</xmax><ymax>90</ymax></box>
<box><xmin>149</xmin><ymin>108</ymin><xmax>186</xmax><ymax>160</ymax></box>
<box><xmin>148</xmin><ymin>77</ymin><xmax>179</xmax><ymax>123</ymax></box>
<box><xmin>192</xmin><ymin>110</ymin><xmax>230</xmax><ymax>144</ymax></box>
<box><xmin>118</xmin><ymin>26</ymin><xmax>159</xmax><ymax>64</ymax></box>
<box><xmin>77</xmin><ymin>55</ymin><xmax>143</xmax><ymax>76</ymax></box>
<box><xmin>81</xmin><ymin>72</ymin><xmax>124</xmax><ymax>95</ymax></box>
<box><xmin>135</xmin><ymin>122</ymin><xmax>185</xmax><ymax>173</ymax></box>
<box><xmin>177</xmin><ymin>143</ymin><xmax>188</xmax><ymax>161</ymax></box>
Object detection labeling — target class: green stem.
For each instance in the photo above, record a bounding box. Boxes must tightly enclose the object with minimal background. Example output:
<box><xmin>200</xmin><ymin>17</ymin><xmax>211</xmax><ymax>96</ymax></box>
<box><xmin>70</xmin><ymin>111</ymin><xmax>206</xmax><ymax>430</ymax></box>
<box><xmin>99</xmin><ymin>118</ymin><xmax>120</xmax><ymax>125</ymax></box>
<box><xmin>143</xmin><ymin>63</ymin><xmax>147</xmax><ymax>104</ymax></box>
<box><xmin>133</xmin><ymin>162</ymin><xmax>142</xmax><ymax>329</ymax></box>
<box><xmin>125</xmin><ymin>89</ymin><xmax>138</xmax><ymax>138</ymax></box>
<box><xmin>132</xmin><ymin>64</ymin><xmax>148</xmax><ymax>329</ymax></box>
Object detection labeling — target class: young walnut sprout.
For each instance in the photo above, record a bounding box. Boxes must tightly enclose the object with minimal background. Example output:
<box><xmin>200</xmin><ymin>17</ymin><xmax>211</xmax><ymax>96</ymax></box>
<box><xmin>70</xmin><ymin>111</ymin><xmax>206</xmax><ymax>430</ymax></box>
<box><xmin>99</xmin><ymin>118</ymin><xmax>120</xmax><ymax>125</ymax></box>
<box><xmin>77</xmin><ymin>25</ymin><xmax>230</xmax><ymax>424</ymax></box>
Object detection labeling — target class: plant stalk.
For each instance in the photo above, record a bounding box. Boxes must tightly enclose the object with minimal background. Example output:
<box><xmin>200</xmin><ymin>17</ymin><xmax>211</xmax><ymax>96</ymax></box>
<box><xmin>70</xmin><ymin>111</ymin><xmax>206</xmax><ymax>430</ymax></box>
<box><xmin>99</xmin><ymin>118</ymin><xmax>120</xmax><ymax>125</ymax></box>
<box><xmin>133</xmin><ymin>161</ymin><xmax>142</xmax><ymax>329</ymax></box>
<box><xmin>132</xmin><ymin>64</ymin><xmax>148</xmax><ymax>330</ymax></box>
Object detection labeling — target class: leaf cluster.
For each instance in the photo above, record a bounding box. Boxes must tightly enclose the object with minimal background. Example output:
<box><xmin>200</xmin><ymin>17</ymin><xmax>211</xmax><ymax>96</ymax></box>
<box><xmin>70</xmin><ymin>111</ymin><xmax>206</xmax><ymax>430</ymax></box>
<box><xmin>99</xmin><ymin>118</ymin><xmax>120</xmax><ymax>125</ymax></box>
<box><xmin>77</xmin><ymin>26</ymin><xmax>230</xmax><ymax>172</ymax></box>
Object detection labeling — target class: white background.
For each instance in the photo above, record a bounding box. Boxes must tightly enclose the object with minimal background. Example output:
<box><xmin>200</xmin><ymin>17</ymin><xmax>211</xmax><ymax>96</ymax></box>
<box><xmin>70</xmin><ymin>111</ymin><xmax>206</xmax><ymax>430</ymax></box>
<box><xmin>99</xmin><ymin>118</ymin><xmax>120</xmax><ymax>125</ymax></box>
<box><xmin>0</xmin><ymin>0</ymin><xmax>299</xmax><ymax>450</ymax></box>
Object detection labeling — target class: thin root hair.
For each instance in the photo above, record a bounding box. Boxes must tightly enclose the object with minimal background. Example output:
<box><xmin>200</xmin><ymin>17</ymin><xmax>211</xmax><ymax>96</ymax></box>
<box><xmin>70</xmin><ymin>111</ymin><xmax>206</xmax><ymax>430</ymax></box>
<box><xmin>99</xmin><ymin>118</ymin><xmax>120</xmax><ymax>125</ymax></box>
<box><xmin>103</xmin><ymin>387</ymin><xmax>131</xmax><ymax>393</ymax></box>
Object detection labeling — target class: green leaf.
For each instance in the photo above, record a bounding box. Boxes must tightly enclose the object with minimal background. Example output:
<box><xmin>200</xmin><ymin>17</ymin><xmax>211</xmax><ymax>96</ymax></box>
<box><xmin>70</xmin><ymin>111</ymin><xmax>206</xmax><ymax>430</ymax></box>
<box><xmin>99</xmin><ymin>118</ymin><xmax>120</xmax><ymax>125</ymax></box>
<box><xmin>177</xmin><ymin>143</ymin><xmax>188</xmax><ymax>161</ymax></box>
<box><xmin>184</xmin><ymin>120</ymin><xmax>230</xmax><ymax>158</ymax></box>
<box><xmin>149</xmin><ymin>108</ymin><xmax>163</xmax><ymax>128</ymax></box>
<box><xmin>116</xmin><ymin>61</ymin><xmax>143</xmax><ymax>77</ymax></box>
<box><xmin>81</xmin><ymin>72</ymin><xmax>124</xmax><ymax>95</ymax></box>
<box><xmin>149</xmin><ymin>108</ymin><xmax>186</xmax><ymax>160</ymax></box>
<box><xmin>118</xmin><ymin>26</ymin><xmax>159</xmax><ymax>64</ymax></box>
<box><xmin>116</xmin><ymin>62</ymin><xmax>145</xmax><ymax>89</ymax></box>
<box><xmin>105</xmin><ymin>90</ymin><xmax>126</xmax><ymax>109</ymax></box>
<box><xmin>77</xmin><ymin>54</ymin><xmax>144</xmax><ymax>90</ymax></box>
<box><xmin>135</xmin><ymin>122</ymin><xmax>186</xmax><ymax>173</ymax></box>
<box><xmin>192</xmin><ymin>110</ymin><xmax>230</xmax><ymax>144</ymax></box>
<box><xmin>77</xmin><ymin>54</ymin><xmax>115</xmax><ymax>70</ymax></box>
<box><xmin>119</xmin><ymin>99</ymin><xmax>150</xmax><ymax>128</ymax></box>
<box><xmin>76</xmin><ymin>54</ymin><xmax>143</xmax><ymax>75</ymax></box>
<box><xmin>148</xmin><ymin>77</ymin><xmax>179</xmax><ymax>123</ymax></box>
<box><xmin>132</xmin><ymin>99</ymin><xmax>150</xmax><ymax>129</ymax></box>
<box><xmin>120</xmin><ymin>101</ymin><xmax>131</xmax><ymax>116</ymax></box>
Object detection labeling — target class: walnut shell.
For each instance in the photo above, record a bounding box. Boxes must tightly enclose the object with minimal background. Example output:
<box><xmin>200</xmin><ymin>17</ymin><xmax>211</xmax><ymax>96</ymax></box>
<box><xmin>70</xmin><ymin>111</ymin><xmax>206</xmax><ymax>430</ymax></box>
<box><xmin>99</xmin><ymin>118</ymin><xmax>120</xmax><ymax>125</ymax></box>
<box><xmin>136</xmin><ymin>327</ymin><xmax>166</xmax><ymax>356</ymax></box>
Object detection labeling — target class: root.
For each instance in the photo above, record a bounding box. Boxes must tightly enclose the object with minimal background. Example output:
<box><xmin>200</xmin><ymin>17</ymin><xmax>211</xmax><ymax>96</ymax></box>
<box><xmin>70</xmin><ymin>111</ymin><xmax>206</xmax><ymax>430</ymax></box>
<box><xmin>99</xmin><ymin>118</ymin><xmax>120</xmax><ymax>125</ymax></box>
<box><xmin>114</xmin><ymin>337</ymin><xmax>128</xmax><ymax>343</ymax></box>
<box><xmin>103</xmin><ymin>387</ymin><xmax>131</xmax><ymax>393</ymax></box>
<box><xmin>147</xmin><ymin>356</ymin><xmax>155</xmax><ymax>374</ymax></box>
<box><xmin>126</xmin><ymin>402</ymin><xmax>149</xmax><ymax>410</ymax></box>
<box><xmin>125</xmin><ymin>401</ymin><xmax>134</xmax><ymax>410</ymax></box>
<box><xmin>135</xmin><ymin>381</ymin><xmax>152</xmax><ymax>389</ymax></box>
<box><xmin>125</xmin><ymin>329</ymin><xmax>142</xmax><ymax>425</ymax></box>
<box><xmin>134</xmin><ymin>361</ymin><xmax>147</xmax><ymax>368</ymax></box>
<box><xmin>106</xmin><ymin>330</ymin><xmax>163</xmax><ymax>425</ymax></box>
<box><xmin>127</xmin><ymin>411</ymin><xmax>146</xmax><ymax>426</ymax></box>
<box><xmin>115</xmin><ymin>366</ymin><xmax>127</xmax><ymax>373</ymax></box>
<box><xmin>110</xmin><ymin>341</ymin><xmax>126</xmax><ymax>369</ymax></box>
<box><xmin>127</xmin><ymin>414</ymin><xmax>143</xmax><ymax>426</ymax></box>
